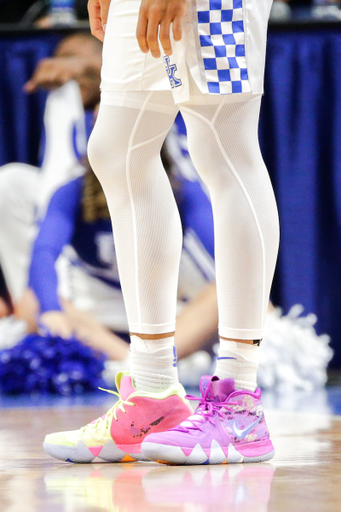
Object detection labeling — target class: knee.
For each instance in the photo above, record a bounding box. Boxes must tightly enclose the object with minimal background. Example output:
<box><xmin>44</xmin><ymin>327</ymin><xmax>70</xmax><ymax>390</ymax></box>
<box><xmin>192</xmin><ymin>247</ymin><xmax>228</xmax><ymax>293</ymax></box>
<box><xmin>186</xmin><ymin>134</ymin><xmax>230</xmax><ymax>191</ymax></box>
<box><xmin>87</xmin><ymin>123</ymin><xmax>128</xmax><ymax>188</ymax></box>
<box><xmin>187</xmin><ymin>128</ymin><xmax>268</xmax><ymax>193</ymax></box>
<box><xmin>87</xmin><ymin>125</ymin><xmax>108</xmax><ymax>174</ymax></box>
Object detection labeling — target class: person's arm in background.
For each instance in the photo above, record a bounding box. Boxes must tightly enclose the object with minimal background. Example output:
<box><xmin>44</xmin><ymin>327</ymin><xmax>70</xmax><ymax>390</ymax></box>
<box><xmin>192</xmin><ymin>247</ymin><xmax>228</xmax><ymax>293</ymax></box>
<box><xmin>60</xmin><ymin>299</ymin><xmax>129</xmax><ymax>360</ymax></box>
<box><xmin>27</xmin><ymin>177</ymin><xmax>83</xmax><ymax>338</ymax></box>
<box><xmin>24</xmin><ymin>32</ymin><xmax>102</xmax><ymax>110</ymax></box>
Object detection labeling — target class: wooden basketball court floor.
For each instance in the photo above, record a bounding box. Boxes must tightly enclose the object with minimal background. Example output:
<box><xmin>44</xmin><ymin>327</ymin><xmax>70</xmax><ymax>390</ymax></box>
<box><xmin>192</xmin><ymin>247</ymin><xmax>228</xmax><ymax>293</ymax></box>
<box><xmin>1</xmin><ymin>388</ymin><xmax>341</xmax><ymax>512</ymax></box>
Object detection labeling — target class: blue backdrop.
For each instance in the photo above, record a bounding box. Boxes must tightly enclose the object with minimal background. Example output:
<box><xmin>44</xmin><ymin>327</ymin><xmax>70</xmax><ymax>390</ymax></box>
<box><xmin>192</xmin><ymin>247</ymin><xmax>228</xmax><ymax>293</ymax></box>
<box><xmin>259</xmin><ymin>28</ymin><xmax>341</xmax><ymax>368</ymax></box>
<box><xmin>1</xmin><ymin>26</ymin><xmax>341</xmax><ymax>367</ymax></box>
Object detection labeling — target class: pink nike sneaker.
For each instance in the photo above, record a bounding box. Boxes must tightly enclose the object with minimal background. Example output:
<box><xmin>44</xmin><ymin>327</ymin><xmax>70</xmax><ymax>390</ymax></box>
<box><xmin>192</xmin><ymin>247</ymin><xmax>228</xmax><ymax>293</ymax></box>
<box><xmin>43</xmin><ymin>372</ymin><xmax>192</xmax><ymax>463</ymax></box>
<box><xmin>142</xmin><ymin>375</ymin><xmax>275</xmax><ymax>465</ymax></box>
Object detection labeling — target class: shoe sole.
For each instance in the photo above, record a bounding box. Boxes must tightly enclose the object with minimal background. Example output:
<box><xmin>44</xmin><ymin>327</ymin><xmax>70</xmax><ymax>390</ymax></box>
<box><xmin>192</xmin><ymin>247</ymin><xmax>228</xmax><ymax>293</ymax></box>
<box><xmin>43</xmin><ymin>439</ymin><xmax>148</xmax><ymax>463</ymax></box>
<box><xmin>142</xmin><ymin>440</ymin><xmax>275</xmax><ymax>465</ymax></box>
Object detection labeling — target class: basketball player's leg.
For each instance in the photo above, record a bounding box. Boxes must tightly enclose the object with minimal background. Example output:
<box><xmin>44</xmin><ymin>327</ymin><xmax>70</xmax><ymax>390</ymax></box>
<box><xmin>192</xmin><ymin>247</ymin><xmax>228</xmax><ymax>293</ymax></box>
<box><xmin>87</xmin><ymin>0</ymin><xmax>189</xmax><ymax>395</ymax></box>
<box><xmin>43</xmin><ymin>0</ymin><xmax>196</xmax><ymax>463</ymax></box>
<box><xmin>141</xmin><ymin>82</ymin><xmax>279</xmax><ymax>465</ymax></box>
<box><xmin>87</xmin><ymin>90</ymin><xmax>184</xmax><ymax>392</ymax></box>
<box><xmin>43</xmin><ymin>90</ymin><xmax>193</xmax><ymax>463</ymax></box>
<box><xmin>180</xmin><ymin>90</ymin><xmax>279</xmax><ymax>393</ymax></box>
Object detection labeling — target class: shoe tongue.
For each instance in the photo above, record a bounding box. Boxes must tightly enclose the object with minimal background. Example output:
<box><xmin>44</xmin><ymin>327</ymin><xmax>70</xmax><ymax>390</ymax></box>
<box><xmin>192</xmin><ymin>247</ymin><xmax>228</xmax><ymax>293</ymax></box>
<box><xmin>199</xmin><ymin>375</ymin><xmax>235</xmax><ymax>402</ymax></box>
<box><xmin>211</xmin><ymin>378</ymin><xmax>235</xmax><ymax>402</ymax></box>
<box><xmin>118</xmin><ymin>375</ymin><xmax>136</xmax><ymax>399</ymax></box>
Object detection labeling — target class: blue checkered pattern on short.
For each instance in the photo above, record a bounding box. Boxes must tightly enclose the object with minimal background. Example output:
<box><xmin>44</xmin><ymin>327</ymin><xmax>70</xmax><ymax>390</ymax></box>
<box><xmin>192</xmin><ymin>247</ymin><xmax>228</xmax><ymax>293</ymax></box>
<box><xmin>197</xmin><ymin>0</ymin><xmax>250</xmax><ymax>94</ymax></box>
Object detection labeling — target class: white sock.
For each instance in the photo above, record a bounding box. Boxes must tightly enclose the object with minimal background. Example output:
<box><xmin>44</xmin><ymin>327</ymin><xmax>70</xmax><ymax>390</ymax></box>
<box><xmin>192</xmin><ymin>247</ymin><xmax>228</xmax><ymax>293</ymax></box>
<box><xmin>130</xmin><ymin>335</ymin><xmax>179</xmax><ymax>393</ymax></box>
<box><xmin>215</xmin><ymin>338</ymin><xmax>259</xmax><ymax>392</ymax></box>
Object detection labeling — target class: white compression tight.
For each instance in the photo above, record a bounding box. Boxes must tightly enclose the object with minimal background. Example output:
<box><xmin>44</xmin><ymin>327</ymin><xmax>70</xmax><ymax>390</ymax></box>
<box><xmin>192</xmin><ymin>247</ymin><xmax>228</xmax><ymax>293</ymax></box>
<box><xmin>88</xmin><ymin>90</ymin><xmax>280</xmax><ymax>340</ymax></box>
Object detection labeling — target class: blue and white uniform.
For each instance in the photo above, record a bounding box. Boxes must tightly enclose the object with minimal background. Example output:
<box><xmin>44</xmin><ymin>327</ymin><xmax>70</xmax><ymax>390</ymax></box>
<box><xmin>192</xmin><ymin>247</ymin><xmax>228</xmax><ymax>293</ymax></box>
<box><xmin>101</xmin><ymin>0</ymin><xmax>273</xmax><ymax>102</ymax></box>
<box><xmin>89</xmin><ymin>0</ymin><xmax>279</xmax><ymax>349</ymax></box>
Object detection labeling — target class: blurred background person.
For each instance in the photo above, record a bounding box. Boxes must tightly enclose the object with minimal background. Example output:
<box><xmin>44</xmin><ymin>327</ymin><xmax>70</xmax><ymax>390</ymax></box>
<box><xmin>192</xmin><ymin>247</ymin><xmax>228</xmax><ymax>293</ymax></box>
<box><xmin>0</xmin><ymin>31</ymin><xmax>101</xmax><ymax>319</ymax></box>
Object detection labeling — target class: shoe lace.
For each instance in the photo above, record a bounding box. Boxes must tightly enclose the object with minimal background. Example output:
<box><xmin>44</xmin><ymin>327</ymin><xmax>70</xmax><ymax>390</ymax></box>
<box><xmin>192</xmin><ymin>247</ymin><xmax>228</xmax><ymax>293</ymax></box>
<box><xmin>81</xmin><ymin>388</ymin><xmax>135</xmax><ymax>433</ymax></box>
<box><xmin>171</xmin><ymin>393</ymin><xmax>238</xmax><ymax>433</ymax></box>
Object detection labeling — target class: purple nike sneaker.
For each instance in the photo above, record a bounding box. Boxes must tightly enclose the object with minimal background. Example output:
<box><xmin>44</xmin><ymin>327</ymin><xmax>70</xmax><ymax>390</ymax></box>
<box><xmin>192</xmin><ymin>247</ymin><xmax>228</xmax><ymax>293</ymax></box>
<box><xmin>142</xmin><ymin>375</ymin><xmax>275</xmax><ymax>465</ymax></box>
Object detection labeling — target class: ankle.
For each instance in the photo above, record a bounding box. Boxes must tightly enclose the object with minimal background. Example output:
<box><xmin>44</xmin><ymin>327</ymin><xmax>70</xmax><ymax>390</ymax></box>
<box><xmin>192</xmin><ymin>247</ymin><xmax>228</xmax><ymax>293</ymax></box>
<box><xmin>215</xmin><ymin>337</ymin><xmax>260</xmax><ymax>392</ymax></box>
<box><xmin>130</xmin><ymin>333</ymin><xmax>179</xmax><ymax>393</ymax></box>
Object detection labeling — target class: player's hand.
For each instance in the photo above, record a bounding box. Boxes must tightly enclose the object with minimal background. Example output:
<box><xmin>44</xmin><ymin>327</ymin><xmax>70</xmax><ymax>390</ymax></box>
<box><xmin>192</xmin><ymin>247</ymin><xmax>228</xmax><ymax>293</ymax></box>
<box><xmin>136</xmin><ymin>0</ymin><xmax>187</xmax><ymax>58</ymax></box>
<box><xmin>88</xmin><ymin>0</ymin><xmax>111</xmax><ymax>42</ymax></box>
<box><xmin>39</xmin><ymin>311</ymin><xmax>74</xmax><ymax>340</ymax></box>
<box><xmin>24</xmin><ymin>57</ymin><xmax>89</xmax><ymax>93</ymax></box>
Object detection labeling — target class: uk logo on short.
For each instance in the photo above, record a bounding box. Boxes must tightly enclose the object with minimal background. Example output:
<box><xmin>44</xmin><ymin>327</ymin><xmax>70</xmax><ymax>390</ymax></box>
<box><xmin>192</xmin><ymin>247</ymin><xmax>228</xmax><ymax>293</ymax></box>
<box><xmin>164</xmin><ymin>56</ymin><xmax>182</xmax><ymax>89</ymax></box>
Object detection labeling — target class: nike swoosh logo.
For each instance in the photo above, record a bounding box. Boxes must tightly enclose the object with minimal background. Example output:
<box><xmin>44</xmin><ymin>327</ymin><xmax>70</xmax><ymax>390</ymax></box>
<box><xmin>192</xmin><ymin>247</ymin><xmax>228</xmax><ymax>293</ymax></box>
<box><xmin>130</xmin><ymin>407</ymin><xmax>176</xmax><ymax>438</ymax></box>
<box><xmin>232</xmin><ymin>414</ymin><xmax>263</xmax><ymax>440</ymax></box>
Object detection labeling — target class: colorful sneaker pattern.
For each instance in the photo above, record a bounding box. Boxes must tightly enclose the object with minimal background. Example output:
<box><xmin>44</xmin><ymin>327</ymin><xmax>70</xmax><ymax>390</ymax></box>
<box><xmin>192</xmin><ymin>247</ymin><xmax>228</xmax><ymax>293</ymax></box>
<box><xmin>43</xmin><ymin>371</ymin><xmax>192</xmax><ymax>463</ymax></box>
<box><xmin>142</xmin><ymin>375</ymin><xmax>275</xmax><ymax>465</ymax></box>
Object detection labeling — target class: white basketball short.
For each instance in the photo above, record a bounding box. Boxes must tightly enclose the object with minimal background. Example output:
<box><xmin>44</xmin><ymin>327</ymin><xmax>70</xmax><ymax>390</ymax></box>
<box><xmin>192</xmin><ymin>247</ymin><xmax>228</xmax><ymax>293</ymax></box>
<box><xmin>101</xmin><ymin>0</ymin><xmax>273</xmax><ymax>103</ymax></box>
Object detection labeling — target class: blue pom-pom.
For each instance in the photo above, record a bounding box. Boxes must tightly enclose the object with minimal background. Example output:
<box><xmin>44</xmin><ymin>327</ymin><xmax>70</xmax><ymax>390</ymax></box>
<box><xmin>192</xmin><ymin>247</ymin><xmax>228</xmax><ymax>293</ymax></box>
<box><xmin>0</xmin><ymin>334</ymin><xmax>107</xmax><ymax>395</ymax></box>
